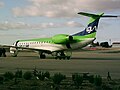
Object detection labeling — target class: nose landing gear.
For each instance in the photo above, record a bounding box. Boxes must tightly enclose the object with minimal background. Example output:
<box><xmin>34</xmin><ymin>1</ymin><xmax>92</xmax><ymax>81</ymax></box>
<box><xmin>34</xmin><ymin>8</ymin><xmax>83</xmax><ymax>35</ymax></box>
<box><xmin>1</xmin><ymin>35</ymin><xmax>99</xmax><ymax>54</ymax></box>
<box><xmin>10</xmin><ymin>49</ymin><xmax>18</xmax><ymax>57</ymax></box>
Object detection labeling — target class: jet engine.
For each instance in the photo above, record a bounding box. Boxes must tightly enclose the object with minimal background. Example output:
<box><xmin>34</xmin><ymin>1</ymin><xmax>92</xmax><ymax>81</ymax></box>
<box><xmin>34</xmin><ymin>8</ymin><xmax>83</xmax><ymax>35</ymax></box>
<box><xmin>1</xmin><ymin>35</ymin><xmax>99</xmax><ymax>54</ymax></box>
<box><xmin>52</xmin><ymin>34</ymin><xmax>73</xmax><ymax>44</ymax></box>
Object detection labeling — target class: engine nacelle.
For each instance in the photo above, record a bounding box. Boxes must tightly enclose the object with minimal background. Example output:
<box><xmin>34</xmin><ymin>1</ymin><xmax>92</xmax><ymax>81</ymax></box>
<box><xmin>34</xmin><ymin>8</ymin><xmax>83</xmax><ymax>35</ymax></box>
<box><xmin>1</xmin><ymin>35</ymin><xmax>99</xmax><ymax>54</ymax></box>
<box><xmin>52</xmin><ymin>34</ymin><xmax>73</xmax><ymax>44</ymax></box>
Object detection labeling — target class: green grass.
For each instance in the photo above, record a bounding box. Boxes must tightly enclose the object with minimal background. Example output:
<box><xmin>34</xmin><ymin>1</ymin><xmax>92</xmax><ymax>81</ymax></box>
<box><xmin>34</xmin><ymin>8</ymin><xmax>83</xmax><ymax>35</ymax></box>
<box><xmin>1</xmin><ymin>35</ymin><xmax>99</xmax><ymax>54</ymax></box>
<box><xmin>0</xmin><ymin>70</ymin><xmax>120</xmax><ymax>90</ymax></box>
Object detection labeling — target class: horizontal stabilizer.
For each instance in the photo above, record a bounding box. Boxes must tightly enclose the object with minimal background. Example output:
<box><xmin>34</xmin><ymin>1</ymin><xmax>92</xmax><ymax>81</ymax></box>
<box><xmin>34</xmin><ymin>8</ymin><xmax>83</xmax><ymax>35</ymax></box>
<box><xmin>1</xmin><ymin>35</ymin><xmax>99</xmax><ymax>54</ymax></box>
<box><xmin>102</xmin><ymin>15</ymin><xmax>118</xmax><ymax>18</ymax></box>
<box><xmin>78</xmin><ymin>12</ymin><xmax>104</xmax><ymax>17</ymax></box>
<box><xmin>78</xmin><ymin>12</ymin><xmax>119</xmax><ymax>18</ymax></box>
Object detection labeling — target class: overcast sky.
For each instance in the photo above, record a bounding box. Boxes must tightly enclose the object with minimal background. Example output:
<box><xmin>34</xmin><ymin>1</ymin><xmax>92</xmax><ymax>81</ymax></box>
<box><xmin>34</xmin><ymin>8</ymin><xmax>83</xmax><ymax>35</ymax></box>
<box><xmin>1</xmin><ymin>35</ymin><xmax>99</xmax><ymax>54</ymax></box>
<box><xmin>0</xmin><ymin>0</ymin><xmax>120</xmax><ymax>44</ymax></box>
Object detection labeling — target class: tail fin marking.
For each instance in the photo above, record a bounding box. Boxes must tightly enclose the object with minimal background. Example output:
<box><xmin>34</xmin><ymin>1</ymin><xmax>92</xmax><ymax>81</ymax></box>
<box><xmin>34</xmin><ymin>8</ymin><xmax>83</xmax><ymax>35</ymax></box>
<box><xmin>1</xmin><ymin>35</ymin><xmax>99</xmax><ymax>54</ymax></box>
<box><xmin>72</xmin><ymin>12</ymin><xmax>104</xmax><ymax>36</ymax></box>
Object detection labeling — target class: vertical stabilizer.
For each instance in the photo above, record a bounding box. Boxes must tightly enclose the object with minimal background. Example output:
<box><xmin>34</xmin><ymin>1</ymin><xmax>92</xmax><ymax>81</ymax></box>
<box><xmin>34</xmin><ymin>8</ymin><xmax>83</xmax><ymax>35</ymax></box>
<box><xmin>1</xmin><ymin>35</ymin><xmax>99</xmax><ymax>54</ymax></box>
<box><xmin>72</xmin><ymin>12</ymin><xmax>104</xmax><ymax>37</ymax></box>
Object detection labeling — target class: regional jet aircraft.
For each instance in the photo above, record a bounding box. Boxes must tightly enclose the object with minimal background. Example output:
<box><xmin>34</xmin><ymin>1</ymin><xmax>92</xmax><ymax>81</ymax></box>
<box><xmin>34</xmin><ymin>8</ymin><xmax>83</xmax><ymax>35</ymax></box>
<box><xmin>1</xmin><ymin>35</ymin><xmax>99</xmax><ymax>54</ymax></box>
<box><xmin>0</xmin><ymin>12</ymin><xmax>118</xmax><ymax>59</ymax></box>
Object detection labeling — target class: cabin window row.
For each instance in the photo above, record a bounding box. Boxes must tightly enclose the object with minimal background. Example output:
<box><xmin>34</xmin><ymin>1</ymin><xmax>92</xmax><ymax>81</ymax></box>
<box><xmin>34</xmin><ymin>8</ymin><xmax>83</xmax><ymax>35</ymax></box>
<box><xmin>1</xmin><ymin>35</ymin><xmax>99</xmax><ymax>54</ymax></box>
<box><xmin>18</xmin><ymin>41</ymin><xmax>52</xmax><ymax>45</ymax></box>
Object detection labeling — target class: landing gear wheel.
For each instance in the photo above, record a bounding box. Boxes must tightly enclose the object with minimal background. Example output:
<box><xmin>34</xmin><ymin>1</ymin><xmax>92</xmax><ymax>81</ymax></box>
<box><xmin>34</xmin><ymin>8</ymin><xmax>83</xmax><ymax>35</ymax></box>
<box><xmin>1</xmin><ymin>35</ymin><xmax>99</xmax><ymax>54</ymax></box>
<box><xmin>54</xmin><ymin>51</ymin><xmax>72</xmax><ymax>60</ymax></box>
<box><xmin>12</xmin><ymin>54</ymin><xmax>17</xmax><ymax>57</ymax></box>
<box><xmin>55</xmin><ymin>57</ymin><xmax>57</xmax><ymax>59</ymax></box>
<box><xmin>40</xmin><ymin>54</ymin><xmax>46</xmax><ymax>59</ymax></box>
<box><xmin>10</xmin><ymin>51</ymin><xmax>18</xmax><ymax>57</ymax></box>
<box><xmin>67</xmin><ymin>56</ymin><xmax>70</xmax><ymax>60</ymax></box>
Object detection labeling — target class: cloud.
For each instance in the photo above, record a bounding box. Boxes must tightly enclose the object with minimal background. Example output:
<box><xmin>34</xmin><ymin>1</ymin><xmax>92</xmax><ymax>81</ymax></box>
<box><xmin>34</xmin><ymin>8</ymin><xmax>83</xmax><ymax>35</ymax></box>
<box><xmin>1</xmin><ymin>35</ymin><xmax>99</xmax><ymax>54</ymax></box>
<box><xmin>0</xmin><ymin>21</ymin><xmax>29</xmax><ymax>30</ymax></box>
<box><xmin>65</xmin><ymin>21</ymin><xmax>84</xmax><ymax>27</ymax></box>
<box><xmin>0</xmin><ymin>21</ymin><xmax>83</xmax><ymax>30</ymax></box>
<box><xmin>12</xmin><ymin>0</ymin><xmax>120</xmax><ymax>17</ymax></box>
<box><xmin>0</xmin><ymin>2</ymin><xmax>4</xmax><ymax>8</ymax></box>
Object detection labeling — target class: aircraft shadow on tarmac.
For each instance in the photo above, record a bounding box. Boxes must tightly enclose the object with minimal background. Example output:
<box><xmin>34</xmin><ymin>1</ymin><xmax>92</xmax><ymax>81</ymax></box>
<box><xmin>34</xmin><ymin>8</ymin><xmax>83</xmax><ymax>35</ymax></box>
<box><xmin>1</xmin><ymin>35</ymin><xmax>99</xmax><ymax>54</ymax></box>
<box><xmin>71</xmin><ymin>57</ymin><xmax>120</xmax><ymax>60</ymax></box>
<box><xmin>10</xmin><ymin>55</ymin><xmax>120</xmax><ymax>60</ymax></box>
<box><xmin>3</xmin><ymin>53</ymin><xmax>120</xmax><ymax>60</ymax></box>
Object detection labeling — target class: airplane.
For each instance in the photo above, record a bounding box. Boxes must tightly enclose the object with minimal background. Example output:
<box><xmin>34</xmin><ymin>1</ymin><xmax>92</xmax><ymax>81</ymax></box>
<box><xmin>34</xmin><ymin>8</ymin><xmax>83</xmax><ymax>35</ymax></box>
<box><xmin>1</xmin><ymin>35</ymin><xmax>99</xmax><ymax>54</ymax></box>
<box><xmin>0</xmin><ymin>12</ymin><xmax>118</xmax><ymax>59</ymax></box>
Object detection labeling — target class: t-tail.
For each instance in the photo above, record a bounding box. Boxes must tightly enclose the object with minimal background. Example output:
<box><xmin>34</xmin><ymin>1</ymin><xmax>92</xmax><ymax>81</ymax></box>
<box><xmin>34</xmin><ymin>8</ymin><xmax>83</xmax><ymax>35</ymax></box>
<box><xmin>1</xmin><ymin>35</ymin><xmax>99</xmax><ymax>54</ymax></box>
<box><xmin>72</xmin><ymin>12</ymin><xmax>118</xmax><ymax>38</ymax></box>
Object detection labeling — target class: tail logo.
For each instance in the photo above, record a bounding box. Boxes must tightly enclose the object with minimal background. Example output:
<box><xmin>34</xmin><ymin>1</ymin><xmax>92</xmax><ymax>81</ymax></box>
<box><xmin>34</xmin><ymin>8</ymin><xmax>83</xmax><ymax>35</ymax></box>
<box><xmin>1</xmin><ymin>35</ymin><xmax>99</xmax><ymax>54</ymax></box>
<box><xmin>86</xmin><ymin>26</ymin><xmax>97</xmax><ymax>33</ymax></box>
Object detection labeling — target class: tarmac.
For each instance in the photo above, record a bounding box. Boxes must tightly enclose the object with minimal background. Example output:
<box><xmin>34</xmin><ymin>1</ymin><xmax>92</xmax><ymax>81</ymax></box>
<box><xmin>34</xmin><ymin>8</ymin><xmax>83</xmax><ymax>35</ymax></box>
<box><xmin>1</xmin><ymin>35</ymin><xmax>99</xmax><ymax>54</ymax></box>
<box><xmin>0</xmin><ymin>49</ymin><xmax>120</xmax><ymax>79</ymax></box>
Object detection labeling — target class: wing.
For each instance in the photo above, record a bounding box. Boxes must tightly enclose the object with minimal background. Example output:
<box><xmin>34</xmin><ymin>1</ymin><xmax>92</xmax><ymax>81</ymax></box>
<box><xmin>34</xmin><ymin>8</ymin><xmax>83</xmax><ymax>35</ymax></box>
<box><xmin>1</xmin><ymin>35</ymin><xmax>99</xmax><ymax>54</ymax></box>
<box><xmin>0</xmin><ymin>44</ymin><xmax>52</xmax><ymax>54</ymax></box>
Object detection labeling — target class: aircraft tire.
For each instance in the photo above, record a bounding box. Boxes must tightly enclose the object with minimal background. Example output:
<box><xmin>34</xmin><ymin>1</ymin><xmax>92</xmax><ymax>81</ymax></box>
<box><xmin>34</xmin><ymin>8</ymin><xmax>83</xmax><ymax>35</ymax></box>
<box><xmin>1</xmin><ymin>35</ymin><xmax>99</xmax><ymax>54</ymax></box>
<box><xmin>11</xmin><ymin>54</ymin><xmax>17</xmax><ymax>57</ymax></box>
<box><xmin>40</xmin><ymin>54</ymin><xmax>46</xmax><ymax>59</ymax></box>
<box><xmin>11</xmin><ymin>52</ymin><xmax>18</xmax><ymax>57</ymax></box>
<box><xmin>0</xmin><ymin>52</ymin><xmax>2</xmax><ymax>57</ymax></box>
<box><xmin>55</xmin><ymin>57</ymin><xmax>58</xmax><ymax>59</ymax></box>
<box><xmin>59</xmin><ymin>57</ymin><xmax>62</xmax><ymax>60</ymax></box>
<box><xmin>63</xmin><ymin>57</ymin><xmax>66</xmax><ymax>60</ymax></box>
<box><xmin>67</xmin><ymin>56</ymin><xmax>70</xmax><ymax>60</ymax></box>
<box><xmin>10</xmin><ymin>50</ymin><xmax>18</xmax><ymax>57</ymax></box>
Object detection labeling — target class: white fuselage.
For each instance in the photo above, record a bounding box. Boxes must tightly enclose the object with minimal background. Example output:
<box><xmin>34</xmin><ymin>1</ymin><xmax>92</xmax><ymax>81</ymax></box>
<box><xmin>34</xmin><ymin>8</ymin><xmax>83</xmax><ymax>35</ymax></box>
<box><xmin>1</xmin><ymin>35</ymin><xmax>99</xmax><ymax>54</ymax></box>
<box><xmin>10</xmin><ymin>38</ymin><xmax>94</xmax><ymax>53</ymax></box>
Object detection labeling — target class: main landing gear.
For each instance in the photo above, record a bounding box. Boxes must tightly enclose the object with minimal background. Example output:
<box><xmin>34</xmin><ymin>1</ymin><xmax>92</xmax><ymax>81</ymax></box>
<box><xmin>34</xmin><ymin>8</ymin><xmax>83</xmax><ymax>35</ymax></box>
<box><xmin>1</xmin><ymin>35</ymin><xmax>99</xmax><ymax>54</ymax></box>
<box><xmin>39</xmin><ymin>51</ymin><xmax>72</xmax><ymax>60</ymax></box>
<box><xmin>54</xmin><ymin>51</ymin><xmax>72</xmax><ymax>60</ymax></box>
<box><xmin>39</xmin><ymin>52</ymin><xmax>46</xmax><ymax>59</ymax></box>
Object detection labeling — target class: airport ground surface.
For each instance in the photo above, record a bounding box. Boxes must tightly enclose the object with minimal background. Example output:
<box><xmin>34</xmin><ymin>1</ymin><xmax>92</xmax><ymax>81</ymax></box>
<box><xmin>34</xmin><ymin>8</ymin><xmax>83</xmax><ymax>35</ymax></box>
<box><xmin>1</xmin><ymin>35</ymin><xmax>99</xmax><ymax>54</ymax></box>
<box><xmin>0</xmin><ymin>48</ymin><xmax>120</xmax><ymax>79</ymax></box>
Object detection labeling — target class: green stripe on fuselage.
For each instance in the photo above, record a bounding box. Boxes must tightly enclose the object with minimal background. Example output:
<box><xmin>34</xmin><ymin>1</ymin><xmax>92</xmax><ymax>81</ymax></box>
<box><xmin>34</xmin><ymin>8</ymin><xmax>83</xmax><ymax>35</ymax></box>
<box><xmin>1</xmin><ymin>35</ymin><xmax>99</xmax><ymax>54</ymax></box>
<box><xmin>18</xmin><ymin>32</ymin><xmax>96</xmax><ymax>44</ymax></box>
<box><xmin>18</xmin><ymin>38</ymin><xmax>54</xmax><ymax>44</ymax></box>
